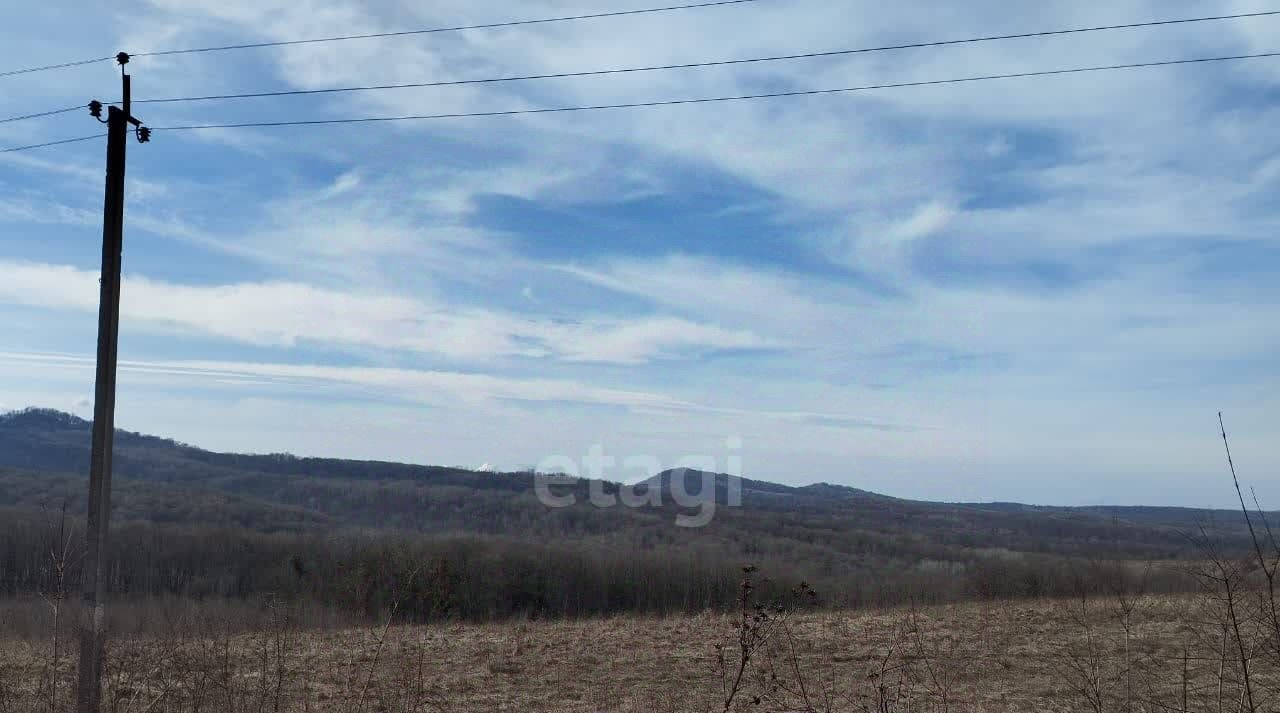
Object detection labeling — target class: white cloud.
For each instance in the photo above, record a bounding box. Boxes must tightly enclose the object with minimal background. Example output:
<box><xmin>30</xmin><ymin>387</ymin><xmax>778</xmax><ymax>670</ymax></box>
<box><xmin>545</xmin><ymin>317</ymin><xmax>771</xmax><ymax>364</ymax></box>
<box><xmin>0</xmin><ymin>196</ymin><xmax>98</xmax><ymax>227</ymax></box>
<box><xmin>3</xmin><ymin>0</ymin><xmax>1279</xmax><ymax>504</ymax></box>
<box><xmin>892</xmin><ymin>202</ymin><xmax>957</xmax><ymax>244</ymax></box>
<box><xmin>0</xmin><ymin>260</ymin><xmax>770</xmax><ymax>364</ymax></box>
<box><xmin>0</xmin><ymin>350</ymin><xmax>909</xmax><ymax>430</ymax></box>
<box><xmin>984</xmin><ymin>135</ymin><xmax>1013</xmax><ymax>158</ymax></box>
<box><xmin>554</xmin><ymin>250</ymin><xmax>1280</xmax><ymax>390</ymax></box>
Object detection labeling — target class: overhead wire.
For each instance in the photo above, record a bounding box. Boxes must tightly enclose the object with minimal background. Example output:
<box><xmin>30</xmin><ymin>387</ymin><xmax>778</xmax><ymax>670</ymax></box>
<box><xmin>0</xmin><ymin>133</ymin><xmax>106</xmax><ymax>153</ymax></box>
<box><xmin>0</xmin><ymin>0</ymin><xmax>766</xmax><ymax>79</ymax></box>
<box><xmin>0</xmin><ymin>56</ymin><xmax>115</xmax><ymax>80</ymax></box>
<box><xmin>4</xmin><ymin>50</ymin><xmax>1278</xmax><ymax>152</ymax></box>
<box><xmin>134</xmin><ymin>9</ymin><xmax>1280</xmax><ymax>106</ymax></box>
<box><xmin>132</xmin><ymin>0</ymin><xmax>767</xmax><ymax>57</ymax></box>
<box><xmin>4</xmin><ymin>9</ymin><xmax>1279</xmax><ymax>125</ymax></box>
<box><xmin>146</xmin><ymin>51</ymin><xmax>1280</xmax><ymax>133</ymax></box>
<box><xmin>0</xmin><ymin>105</ymin><xmax>85</xmax><ymax>124</ymax></box>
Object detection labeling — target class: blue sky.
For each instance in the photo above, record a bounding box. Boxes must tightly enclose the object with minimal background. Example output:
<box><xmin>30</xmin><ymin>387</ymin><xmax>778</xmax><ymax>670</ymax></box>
<box><xmin>1</xmin><ymin>0</ymin><xmax>1277</xmax><ymax>506</ymax></box>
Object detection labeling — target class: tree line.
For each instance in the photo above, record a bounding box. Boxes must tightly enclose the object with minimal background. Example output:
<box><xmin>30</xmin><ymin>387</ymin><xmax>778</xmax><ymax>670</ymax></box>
<box><xmin>0</xmin><ymin>508</ymin><xmax>1202</xmax><ymax>624</ymax></box>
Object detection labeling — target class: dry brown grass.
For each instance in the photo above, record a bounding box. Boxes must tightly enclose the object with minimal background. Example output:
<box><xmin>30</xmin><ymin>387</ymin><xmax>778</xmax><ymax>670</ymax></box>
<box><xmin>3</xmin><ymin>592</ymin><xmax>1274</xmax><ymax>712</ymax></box>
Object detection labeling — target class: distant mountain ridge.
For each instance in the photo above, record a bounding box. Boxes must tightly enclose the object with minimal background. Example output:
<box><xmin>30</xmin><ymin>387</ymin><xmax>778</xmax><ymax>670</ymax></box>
<box><xmin>0</xmin><ymin>407</ymin><xmax>1258</xmax><ymax>572</ymax></box>
<box><xmin>0</xmin><ymin>407</ymin><xmax>1237</xmax><ymax>514</ymax></box>
<box><xmin>0</xmin><ymin>408</ymin><xmax>891</xmax><ymax>506</ymax></box>
<box><xmin>2</xmin><ymin>407</ymin><xmax>1265</xmax><ymax>616</ymax></box>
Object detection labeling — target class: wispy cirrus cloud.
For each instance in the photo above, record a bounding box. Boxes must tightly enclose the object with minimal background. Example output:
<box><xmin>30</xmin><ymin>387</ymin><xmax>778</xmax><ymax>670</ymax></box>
<box><xmin>0</xmin><ymin>350</ymin><xmax>913</xmax><ymax>431</ymax></box>
<box><xmin>1</xmin><ymin>0</ymin><xmax>1278</xmax><ymax>504</ymax></box>
<box><xmin>0</xmin><ymin>260</ymin><xmax>772</xmax><ymax>364</ymax></box>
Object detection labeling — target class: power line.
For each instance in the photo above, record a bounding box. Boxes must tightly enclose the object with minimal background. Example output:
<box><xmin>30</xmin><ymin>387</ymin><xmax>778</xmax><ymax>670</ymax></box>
<box><xmin>135</xmin><ymin>0</ymin><xmax>766</xmax><ymax>57</ymax></box>
<box><xmin>127</xmin><ymin>9</ymin><xmax>1280</xmax><ymax>106</ymax></box>
<box><xmin>0</xmin><ymin>105</ymin><xmax>84</xmax><ymax>124</ymax></box>
<box><xmin>0</xmin><ymin>56</ymin><xmax>114</xmax><ymax>80</ymax></box>
<box><xmin>147</xmin><ymin>51</ymin><xmax>1280</xmax><ymax>133</ymax></box>
<box><xmin>0</xmin><ymin>0</ymin><xmax>766</xmax><ymax>80</ymax></box>
<box><xmin>5</xmin><ymin>50</ymin><xmax>1278</xmax><ymax>153</ymax></box>
<box><xmin>5</xmin><ymin>8</ymin><xmax>1279</xmax><ymax>125</ymax></box>
<box><xmin>0</xmin><ymin>133</ymin><xmax>104</xmax><ymax>153</ymax></box>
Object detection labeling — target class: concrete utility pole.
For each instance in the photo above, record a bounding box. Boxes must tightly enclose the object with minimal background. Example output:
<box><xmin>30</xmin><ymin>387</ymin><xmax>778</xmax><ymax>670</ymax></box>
<box><xmin>76</xmin><ymin>52</ymin><xmax>150</xmax><ymax>713</ymax></box>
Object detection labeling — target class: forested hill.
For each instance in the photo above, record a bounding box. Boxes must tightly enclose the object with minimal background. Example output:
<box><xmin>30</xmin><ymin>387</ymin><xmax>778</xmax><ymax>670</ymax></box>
<box><xmin>0</xmin><ymin>408</ymin><xmax>486</xmax><ymax>485</ymax></box>
<box><xmin>0</xmin><ymin>407</ymin><xmax>1259</xmax><ymax>612</ymax></box>
<box><xmin>0</xmin><ymin>407</ymin><xmax>1253</xmax><ymax>540</ymax></box>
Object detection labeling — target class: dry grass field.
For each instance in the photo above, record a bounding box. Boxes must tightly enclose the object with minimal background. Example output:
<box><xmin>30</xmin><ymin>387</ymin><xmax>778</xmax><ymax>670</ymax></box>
<box><xmin>4</xmin><ymin>589</ymin><xmax>1277</xmax><ymax>712</ymax></box>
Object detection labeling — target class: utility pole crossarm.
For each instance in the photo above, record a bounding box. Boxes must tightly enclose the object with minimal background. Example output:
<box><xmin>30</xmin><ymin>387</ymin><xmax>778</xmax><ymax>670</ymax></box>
<box><xmin>76</xmin><ymin>50</ymin><xmax>150</xmax><ymax>713</ymax></box>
